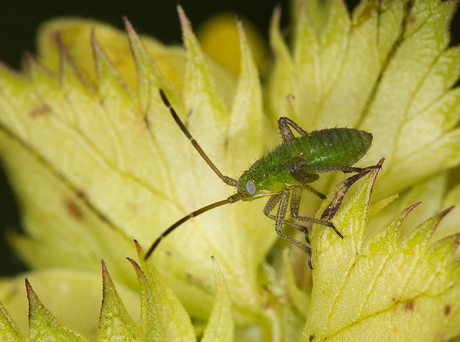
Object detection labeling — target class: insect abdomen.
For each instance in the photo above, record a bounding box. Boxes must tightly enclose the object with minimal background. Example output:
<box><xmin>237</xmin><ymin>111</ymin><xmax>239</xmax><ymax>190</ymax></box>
<box><xmin>294</xmin><ymin>128</ymin><xmax>372</xmax><ymax>168</ymax></box>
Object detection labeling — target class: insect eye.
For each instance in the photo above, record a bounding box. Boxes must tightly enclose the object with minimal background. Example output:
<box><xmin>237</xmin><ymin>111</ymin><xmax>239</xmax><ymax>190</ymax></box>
<box><xmin>246</xmin><ymin>180</ymin><xmax>256</xmax><ymax>195</ymax></box>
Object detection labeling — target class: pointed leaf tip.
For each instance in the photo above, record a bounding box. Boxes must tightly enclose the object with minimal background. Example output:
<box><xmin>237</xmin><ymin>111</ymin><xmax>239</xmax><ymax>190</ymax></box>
<box><xmin>26</xmin><ymin>279</ymin><xmax>89</xmax><ymax>341</ymax></box>
<box><xmin>438</xmin><ymin>205</ymin><xmax>455</xmax><ymax>221</ymax></box>
<box><xmin>433</xmin><ymin>233</ymin><xmax>460</xmax><ymax>260</ymax></box>
<box><xmin>25</xmin><ymin>278</ymin><xmax>33</xmax><ymax>297</ymax></box>
<box><xmin>126</xmin><ymin>257</ymin><xmax>165</xmax><ymax>341</ymax></box>
<box><xmin>133</xmin><ymin>239</ymin><xmax>145</xmax><ymax>260</ymax></box>
<box><xmin>90</xmin><ymin>27</ymin><xmax>102</xmax><ymax>61</ymax></box>
<box><xmin>24</xmin><ymin>50</ymin><xmax>57</xmax><ymax>83</ymax></box>
<box><xmin>273</xmin><ymin>4</ymin><xmax>282</xmax><ymax>22</ymax></box>
<box><xmin>0</xmin><ymin>299</ymin><xmax>25</xmax><ymax>342</ymax></box>
<box><xmin>201</xmin><ymin>258</ymin><xmax>234</xmax><ymax>342</ymax></box>
<box><xmin>405</xmin><ymin>201</ymin><xmax>422</xmax><ymax>214</ymax></box>
<box><xmin>55</xmin><ymin>33</ymin><xmax>93</xmax><ymax>93</ymax></box>
<box><xmin>177</xmin><ymin>5</ymin><xmax>192</xmax><ymax>32</ymax></box>
<box><xmin>130</xmin><ymin>239</ymin><xmax>195</xmax><ymax>341</ymax></box>
<box><xmin>123</xmin><ymin>16</ymin><xmax>136</xmax><ymax>39</ymax></box>
<box><xmin>99</xmin><ymin>259</ymin><xmax>140</xmax><ymax>341</ymax></box>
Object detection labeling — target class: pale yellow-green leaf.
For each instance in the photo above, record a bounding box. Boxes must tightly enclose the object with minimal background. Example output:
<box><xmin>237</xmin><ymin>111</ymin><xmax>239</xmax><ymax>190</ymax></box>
<box><xmin>135</xmin><ymin>242</ymin><xmax>196</xmax><ymax>342</ymax></box>
<box><xmin>367</xmin><ymin>193</ymin><xmax>399</xmax><ymax>222</ymax></box>
<box><xmin>0</xmin><ymin>103</ymin><xmax>138</xmax><ymax>289</ymax></box>
<box><xmin>303</xmin><ymin>168</ymin><xmax>460</xmax><ymax>341</ymax></box>
<box><xmin>440</xmin><ymin>181</ymin><xmax>460</xmax><ymax>244</ymax></box>
<box><xmin>366</xmin><ymin>172</ymin><xmax>449</xmax><ymax>239</ymax></box>
<box><xmin>1</xmin><ymin>1</ymin><xmax>460</xmax><ymax>341</ymax></box>
<box><xmin>282</xmin><ymin>249</ymin><xmax>310</xmax><ymax>318</ymax></box>
<box><xmin>26</xmin><ymin>279</ymin><xmax>89</xmax><ymax>342</ymax></box>
<box><xmin>267</xmin><ymin>0</ymin><xmax>460</xmax><ymax>200</ymax></box>
<box><xmin>98</xmin><ymin>261</ymin><xmax>141</xmax><ymax>342</ymax></box>
<box><xmin>0</xmin><ymin>300</ymin><xmax>25</xmax><ymax>342</ymax></box>
<box><xmin>0</xmin><ymin>270</ymin><xmax>139</xmax><ymax>341</ymax></box>
<box><xmin>127</xmin><ymin>258</ymin><xmax>163</xmax><ymax>341</ymax></box>
<box><xmin>358</xmin><ymin>0</ymin><xmax>460</xmax><ymax>197</ymax></box>
<box><xmin>0</xmin><ymin>10</ymin><xmax>272</xmax><ymax>325</ymax></box>
<box><xmin>201</xmin><ymin>257</ymin><xmax>234</xmax><ymax>342</ymax></box>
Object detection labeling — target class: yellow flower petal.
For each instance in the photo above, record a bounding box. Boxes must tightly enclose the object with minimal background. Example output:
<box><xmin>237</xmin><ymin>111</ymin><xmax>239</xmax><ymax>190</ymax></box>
<box><xmin>197</xmin><ymin>13</ymin><xmax>269</xmax><ymax>77</ymax></box>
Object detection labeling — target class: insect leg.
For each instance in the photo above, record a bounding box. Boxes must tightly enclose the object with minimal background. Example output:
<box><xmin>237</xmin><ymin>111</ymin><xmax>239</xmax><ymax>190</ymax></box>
<box><xmin>263</xmin><ymin>192</ymin><xmax>313</xmax><ymax>267</ymax></box>
<box><xmin>289</xmin><ymin>186</ymin><xmax>344</xmax><ymax>239</ymax></box>
<box><xmin>302</xmin><ymin>184</ymin><xmax>326</xmax><ymax>200</ymax></box>
<box><xmin>278</xmin><ymin>117</ymin><xmax>306</xmax><ymax>142</ymax></box>
<box><xmin>289</xmin><ymin>165</ymin><xmax>326</xmax><ymax>198</ymax></box>
<box><xmin>291</xmin><ymin>163</ymin><xmax>380</xmax><ymax>174</ymax></box>
<box><xmin>263</xmin><ymin>192</ymin><xmax>309</xmax><ymax>233</ymax></box>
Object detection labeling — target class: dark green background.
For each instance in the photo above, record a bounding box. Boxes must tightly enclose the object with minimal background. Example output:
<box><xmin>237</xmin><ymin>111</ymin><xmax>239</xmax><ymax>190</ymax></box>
<box><xmin>0</xmin><ymin>0</ymin><xmax>459</xmax><ymax>277</ymax></box>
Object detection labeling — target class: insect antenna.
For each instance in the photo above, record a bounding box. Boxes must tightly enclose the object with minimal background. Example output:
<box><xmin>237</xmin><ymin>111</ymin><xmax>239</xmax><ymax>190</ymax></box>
<box><xmin>144</xmin><ymin>193</ymin><xmax>243</xmax><ymax>259</ymax></box>
<box><xmin>159</xmin><ymin>89</ymin><xmax>237</xmax><ymax>187</ymax></box>
<box><xmin>145</xmin><ymin>90</ymin><xmax>243</xmax><ymax>259</ymax></box>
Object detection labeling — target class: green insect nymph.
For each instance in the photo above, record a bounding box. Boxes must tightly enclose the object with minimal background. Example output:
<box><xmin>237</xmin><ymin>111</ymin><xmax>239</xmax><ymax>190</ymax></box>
<box><xmin>237</xmin><ymin>127</ymin><xmax>373</xmax><ymax>199</ymax></box>
<box><xmin>144</xmin><ymin>90</ymin><xmax>379</xmax><ymax>265</ymax></box>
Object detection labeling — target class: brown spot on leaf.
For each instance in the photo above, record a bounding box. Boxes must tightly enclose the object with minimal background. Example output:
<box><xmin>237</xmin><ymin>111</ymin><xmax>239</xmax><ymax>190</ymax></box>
<box><xmin>309</xmin><ymin>334</ymin><xmax>315</xmax><ymax>341</ymax></box>
<box><xmin>393</xmin><ymin>297</ymin><xmax>398</xmax><ymax>302</ymax></box>
<box><xmin>404</xmin><ymin>301</ymin><xmax>415</xmax><ymax>312</ymax></box>
<box><xmin>64</xmin><ymin>198</ymin><xmax>84</xmax><ymax>221</ymax></box>
<box><xmin>445</xmin><ymin>305</ymin><xmax>451</xmax><ymax>316</ymax></box>
<box><xmin>30</xmin><ymin>104</ymin><xmax>51</xmax><ymax>118</ymax></box>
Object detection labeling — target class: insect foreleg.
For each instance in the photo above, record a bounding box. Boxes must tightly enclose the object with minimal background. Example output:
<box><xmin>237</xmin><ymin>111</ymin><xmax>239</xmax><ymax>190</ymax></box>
<box><xmin>271</xmin><ymin>190</ymin><xmax>314</xmax><ymax>268</ymax></box>
<box><xmin>278</xmin><ymin>117</ymin><xmax>307</xmax><ymax>142</ymax></box>
<box><xmin>263</xmin><ymin>192</ymin><xmax>308</xmax><ymax>233</ymax></box>
<box><xmin>274</xmin><ymin>191</ymin><xmax>313</xmax><ymax>250</ymax></box>
<box><xmin>263</xmin><ymin>191</ymin><xmax>313</xmax><ymax>266</ymax></box>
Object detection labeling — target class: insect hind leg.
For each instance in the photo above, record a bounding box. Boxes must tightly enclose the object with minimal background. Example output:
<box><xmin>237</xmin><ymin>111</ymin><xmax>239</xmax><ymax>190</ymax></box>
<box><xmin>289</xmin><ymin>186</ymin><xmax>344</xmax><ymax>239</ymax></box>
<box><xmin>278</xmin><ymin>117</ymin><xmax>307</xmax><ymax>142</ymax></box>
<box><xmin>291</xmin><ymin>163</ymin><xmax>381</xmax><ymax>174</ymax></box>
